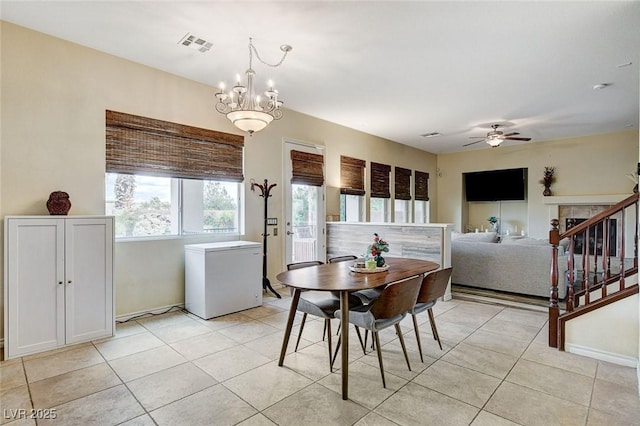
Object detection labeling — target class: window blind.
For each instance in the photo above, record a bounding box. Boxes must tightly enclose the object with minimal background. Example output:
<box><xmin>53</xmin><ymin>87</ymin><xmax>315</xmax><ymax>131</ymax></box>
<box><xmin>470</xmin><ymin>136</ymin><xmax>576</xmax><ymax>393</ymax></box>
<box><xmin>395</xmin><ymin>167</ymin><xmax>412</xmax><ymax>200</ymax></box>
<box><xmin>290</xmin><ymin>150</ymin><xmax>324</xmax><ymax>187</ymax></box>
<box><xmin>415</xmin><ymin>170</ymin><xmax>430</xmax><ymax>201</ymax></box>
<box><xmin>105</xmin><ymin>110</ymin><xmax>244</xmax><ymax>182</ymax></box>
<box><xmin>370</xmin><ymin>162</ymin><xmax>391</xmax><ymax>199</ymax></box>
<box><xmin>340</xmin><ymin>156</ymin><xmax>366</xmax><ymax>196</ymax></box>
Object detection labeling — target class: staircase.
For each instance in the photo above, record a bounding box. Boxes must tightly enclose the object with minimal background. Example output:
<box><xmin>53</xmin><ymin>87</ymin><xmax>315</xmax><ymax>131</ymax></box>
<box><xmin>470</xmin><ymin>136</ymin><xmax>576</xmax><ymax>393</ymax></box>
<box><xmin>548</xmin><ymin>192</ymin><xmax>640</xmax><ymax>350</ymax></box>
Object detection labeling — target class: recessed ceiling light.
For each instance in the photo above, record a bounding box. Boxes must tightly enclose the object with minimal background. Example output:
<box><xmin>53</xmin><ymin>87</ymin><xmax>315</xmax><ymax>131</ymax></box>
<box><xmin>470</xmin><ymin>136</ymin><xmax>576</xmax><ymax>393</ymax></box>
<box><xmin>178</xmin><ymin>33</ymin><xmax>213</xmax><ymax>53</ymax></box>
<box><xmin>420</xmin><ymin>132</ymin><xmax>440</xmax><ymax>138</ymax></box>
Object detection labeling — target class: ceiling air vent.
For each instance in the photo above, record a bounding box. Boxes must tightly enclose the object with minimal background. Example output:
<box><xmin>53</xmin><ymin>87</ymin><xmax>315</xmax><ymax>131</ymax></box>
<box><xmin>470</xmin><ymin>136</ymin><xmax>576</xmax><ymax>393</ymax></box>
<box><xmin>178</xmin><ymin>33</ymin><xmax>213</xmax><ymax>53</ymax></box>
<box><xmin>420</xmin><ymin>132</ymin><xmax>440</xmax><ymax>138</ymax></box>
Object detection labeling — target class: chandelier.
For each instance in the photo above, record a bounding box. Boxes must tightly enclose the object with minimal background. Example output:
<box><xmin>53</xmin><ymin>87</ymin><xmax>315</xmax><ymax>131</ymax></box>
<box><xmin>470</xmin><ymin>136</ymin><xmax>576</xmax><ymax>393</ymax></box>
<box><xmin>215</xmin><ymin>38</ymin><xmax>292</xmax><ymax>135</ymax></box>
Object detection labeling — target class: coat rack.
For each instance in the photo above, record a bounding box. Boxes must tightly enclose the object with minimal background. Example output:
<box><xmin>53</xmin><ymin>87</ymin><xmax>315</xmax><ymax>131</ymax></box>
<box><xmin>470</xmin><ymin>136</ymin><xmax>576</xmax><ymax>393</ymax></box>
<box><xmin>251</xmin><ymin>179</ymin><xmax>281</xmax><ymax>298</ymax></box>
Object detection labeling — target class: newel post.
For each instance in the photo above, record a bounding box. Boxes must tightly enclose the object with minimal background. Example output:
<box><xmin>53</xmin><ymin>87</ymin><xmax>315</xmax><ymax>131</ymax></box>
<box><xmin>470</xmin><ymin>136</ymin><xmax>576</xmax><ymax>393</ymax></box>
<box><xmin>549</xmin><ymin>219</ymin><xmax>560</xmax><ymax>348</ymax></box>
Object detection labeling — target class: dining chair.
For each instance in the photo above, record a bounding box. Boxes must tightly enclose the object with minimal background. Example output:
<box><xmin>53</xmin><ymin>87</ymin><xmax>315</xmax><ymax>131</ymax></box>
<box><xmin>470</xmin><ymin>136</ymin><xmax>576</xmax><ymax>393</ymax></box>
<box><xmin>328</xmin><ymin>255</ymin><xmax>383</xmax><ymax>305</ymax></box>
<box><xmin>410</xmin><ymin>267</ymin><xmax>453</xmax><ymax>362</ymax></box>
<box><xmin>327</xmin><ymin>255</ymin><xmax>358</xmax><ymax>263</ymax></box>
<box><xmin>286</xmin><ymin>261</ymin><xmax>362</xmax><ymax>372</ymax></box>
<box><xmin>331</xmin><ymin>274</ymin><xmax>423</xmax><ymax>388</ymax></box>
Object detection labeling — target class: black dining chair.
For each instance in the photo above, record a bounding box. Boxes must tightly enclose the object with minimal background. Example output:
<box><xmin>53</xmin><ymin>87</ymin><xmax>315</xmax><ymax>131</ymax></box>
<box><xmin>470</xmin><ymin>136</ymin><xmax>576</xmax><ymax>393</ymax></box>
<box><xmin>328</xmin><ymin>255</ymin><xmax>383</xmax><ymax>305</ymax></box>
<box><xmin>331</xmin><ymin>274</ymin><xmax>423</xmax><ymax>388</ymax></box>
<box><xmin>286</xmin><ymin>261</ymin><xmax>362</xmax><ymax>372</ymax></box>
<box><xmin>410</xmin><ymin>267</ymin><xmax>453</xmax><ymax>362</ymax></box>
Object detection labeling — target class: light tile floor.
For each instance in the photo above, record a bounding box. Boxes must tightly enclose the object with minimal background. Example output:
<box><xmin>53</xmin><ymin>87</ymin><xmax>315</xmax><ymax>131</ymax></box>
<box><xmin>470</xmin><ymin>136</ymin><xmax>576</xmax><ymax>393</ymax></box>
<box><xmin>2</xmin><ymin>292</ymin><xmax>639</xmax><ymax>426</ymax></box>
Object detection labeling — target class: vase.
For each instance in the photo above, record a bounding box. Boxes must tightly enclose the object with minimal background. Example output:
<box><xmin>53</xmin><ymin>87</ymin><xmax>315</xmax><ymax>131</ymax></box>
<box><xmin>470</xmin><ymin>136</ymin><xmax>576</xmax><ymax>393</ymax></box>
<box><xmin>543</xmin><ymin>186</ymin><xmax>552</xmax><ymax>196</ymax></box>
<box><xmin>46</xmin><ymin>191</ymin><xmax>71</xmax><ymax>215</ymax></box>
<box><xmin>376</xmin><ymin>256</ymin><xmax>385</xmax><ymax>267</ymax></box>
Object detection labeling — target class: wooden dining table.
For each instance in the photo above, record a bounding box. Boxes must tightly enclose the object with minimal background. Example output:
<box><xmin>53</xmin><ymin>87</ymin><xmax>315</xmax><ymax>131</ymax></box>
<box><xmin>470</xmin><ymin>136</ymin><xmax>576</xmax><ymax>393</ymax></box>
<box><xmin>276</xmin><ymin>257</ymin><xmax>440</xmax><ymax>400</ymax></box>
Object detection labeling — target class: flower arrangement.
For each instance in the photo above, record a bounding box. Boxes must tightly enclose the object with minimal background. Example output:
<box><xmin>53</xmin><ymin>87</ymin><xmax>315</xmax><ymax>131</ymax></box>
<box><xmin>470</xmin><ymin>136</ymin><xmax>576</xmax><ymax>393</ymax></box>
<box><xmin>487</xmin><ymin>216</ymin><xmax>499</xmax><ymax>232</ymax></box>
<box><xmin>367</xmin><ymin>233</ymin><xmax>389</xmax><ymax>267</ymax></box>
<box><xmin>540</xmin><ymin>166</ymin><xmax>555</xmax><ymax>196</ymax></box>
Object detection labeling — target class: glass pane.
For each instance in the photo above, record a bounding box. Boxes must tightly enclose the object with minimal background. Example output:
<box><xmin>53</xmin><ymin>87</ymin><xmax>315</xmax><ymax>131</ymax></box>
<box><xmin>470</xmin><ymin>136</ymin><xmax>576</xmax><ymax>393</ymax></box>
<box><xmin>183</xmin><ymin>180</ymin><xmax>239</xmax><ymax>234</ymax></box>
<box><xmin>394</xmin><ymin>199</ymin><xmax>409</xmax><ymax>223</ymax></box>
<box><xmin>106</xmin><ymin>173</ymin><xmax>175</xmax><ymax>237</ymax></box>
<box><xmin>340</xmin><ymin>194</ymin><xmax>363</xmax><ymax>221</ymax></box>
<box><xmin>414</xmin><ymin>200</ymin><xmax>429</xmax><ymax>223</ymax></box>
<box><xmin>292</xmin><ymin>184</ymin><xmax>318</xmax><ymax>262</ymax></box>
<box><xmin>370</xmin><ymin>198</ymin><xmax>388</xmax><ymax>222</ymax></box>
<box><xmin>415</xmin><ymin>201</ymin><xmax>425</xmax><ymax>223</ymax></box>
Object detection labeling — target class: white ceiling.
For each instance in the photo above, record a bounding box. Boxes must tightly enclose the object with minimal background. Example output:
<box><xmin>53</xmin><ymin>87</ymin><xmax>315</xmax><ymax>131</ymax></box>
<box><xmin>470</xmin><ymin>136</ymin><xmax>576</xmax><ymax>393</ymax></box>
<box><xmin>1</xmin><ymin>1</ymin><xmax>639</xmax><ymax>154</ymax></box>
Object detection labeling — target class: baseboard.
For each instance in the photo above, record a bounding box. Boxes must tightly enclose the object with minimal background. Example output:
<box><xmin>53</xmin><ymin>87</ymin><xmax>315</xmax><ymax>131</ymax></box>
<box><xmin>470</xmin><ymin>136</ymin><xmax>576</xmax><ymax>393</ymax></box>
<box><xmin>565</xmin><ymin>343</ymin><xmax>639</xmax><ymax>367</ymax></box>
<box><xmin>116</xmin><ymin>304</ymin><xmax>185</xmax><ymax>323</ymax></box>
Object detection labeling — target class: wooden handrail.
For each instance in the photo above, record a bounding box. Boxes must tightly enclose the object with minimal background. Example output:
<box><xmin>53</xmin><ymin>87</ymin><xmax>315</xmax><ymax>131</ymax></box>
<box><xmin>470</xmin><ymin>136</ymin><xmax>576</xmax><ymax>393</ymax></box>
<box><xmin>548</xmin><ymin>192</ymin><xmax>639</xmax><ymax>348</ymax></box>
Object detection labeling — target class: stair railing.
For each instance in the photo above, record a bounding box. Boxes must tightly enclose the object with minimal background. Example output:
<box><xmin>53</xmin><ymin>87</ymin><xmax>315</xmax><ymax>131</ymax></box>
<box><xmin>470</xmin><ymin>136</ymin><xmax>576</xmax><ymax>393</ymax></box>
<box><xmin>548</xmin><ymin>192</ymin><xmax>639</xmax><ymax>348</ymax></box>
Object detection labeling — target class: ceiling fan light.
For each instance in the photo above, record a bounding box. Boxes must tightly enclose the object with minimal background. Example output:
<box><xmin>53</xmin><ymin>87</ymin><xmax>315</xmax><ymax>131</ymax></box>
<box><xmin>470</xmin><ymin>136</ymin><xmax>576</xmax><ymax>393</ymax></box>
<box><xmin>487</xmin><ymin>138</ymin><xmax>502</xmax><ymax>147</ymax></box>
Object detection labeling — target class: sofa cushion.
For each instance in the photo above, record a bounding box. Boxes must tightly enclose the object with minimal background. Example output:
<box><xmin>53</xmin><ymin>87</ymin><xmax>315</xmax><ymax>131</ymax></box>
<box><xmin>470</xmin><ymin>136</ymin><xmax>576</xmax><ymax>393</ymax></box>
<box><xmin>452</xmin><ymin>231</ymin><xmax>498</xmax><ymax>243</ymax></box>
<box><xmin>500</xmin><ymin>236</ymin><xmax>549</xmax><ymax>245</ymax></box>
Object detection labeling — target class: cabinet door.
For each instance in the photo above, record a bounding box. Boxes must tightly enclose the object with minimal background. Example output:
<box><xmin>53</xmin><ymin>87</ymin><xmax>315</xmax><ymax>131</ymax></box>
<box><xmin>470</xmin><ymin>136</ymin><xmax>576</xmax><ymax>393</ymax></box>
<box><xmin>64</xmin><ymin>218</ymin><xmax>114</xmax><ymax>344</ymax></box>
<box><xmin>6</xmin><ymin>218</ymin><xmax>65</xmax><ymax>357</ymax></box>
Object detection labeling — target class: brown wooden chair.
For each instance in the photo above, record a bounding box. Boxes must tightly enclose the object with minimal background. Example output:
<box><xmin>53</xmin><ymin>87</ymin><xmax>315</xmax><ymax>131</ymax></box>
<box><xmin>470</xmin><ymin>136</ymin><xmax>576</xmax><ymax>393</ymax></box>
<box><xmin>331</xmin><ymin>275</ymin><xmax>422</xmax><ymax>387</ymax></box>
<box><xmin>410</xmin><ymin>267</ymin><xmax>453</xmax><ymax>362</ymax></box>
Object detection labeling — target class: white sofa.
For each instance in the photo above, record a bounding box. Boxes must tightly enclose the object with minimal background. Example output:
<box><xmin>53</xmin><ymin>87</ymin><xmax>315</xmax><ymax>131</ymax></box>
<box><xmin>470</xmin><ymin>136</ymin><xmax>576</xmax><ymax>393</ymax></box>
<box><xmin>451</xmin><ymin>232</ymin><xmax>567</xmax><ymax>299</ymax></box>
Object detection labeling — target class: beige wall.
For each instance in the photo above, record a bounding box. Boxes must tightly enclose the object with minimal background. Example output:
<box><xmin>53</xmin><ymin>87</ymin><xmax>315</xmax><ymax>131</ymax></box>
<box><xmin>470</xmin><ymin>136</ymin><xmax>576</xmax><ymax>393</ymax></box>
<box><xmin>436</xmin><ymin>130</ymin><xmax>639</xmax><ymax>237</ymax></box>
<box><xmin>0</xmin><ymin>22</ymin><xmax>437</xmax><ymax>333</ymax></box>
<box><xmin>565</xmin><ymin>294</ymin><xmax>639</xmax><ymax>362</ymax></box>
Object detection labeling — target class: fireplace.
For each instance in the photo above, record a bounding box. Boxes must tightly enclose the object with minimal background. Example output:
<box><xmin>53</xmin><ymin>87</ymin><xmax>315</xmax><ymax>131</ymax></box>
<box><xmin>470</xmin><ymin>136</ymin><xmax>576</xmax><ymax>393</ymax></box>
<box><xmin>544</xmin><ymin>194</ymin><xmax>631</xmax><ymax>263</ymax></box>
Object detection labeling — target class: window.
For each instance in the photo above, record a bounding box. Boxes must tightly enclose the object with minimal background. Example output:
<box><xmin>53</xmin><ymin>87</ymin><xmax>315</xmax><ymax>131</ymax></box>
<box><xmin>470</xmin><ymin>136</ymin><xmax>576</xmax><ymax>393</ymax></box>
<box><xmin>370</xmin><ymin>162</ymin><xmax>391</xmax><ymax>222</ymax></box>
<box><xmin>106</xmin><ymin>173</ymin><xmax>241</xmax><ymax>238</ymax></box>
<box><xmin>105</xmin><ymin>110</ymin><xmax>244</xmax><ymax>239</ymax></box>
<box><xmin>394</xmin><ymin>200</ymin><xmax>410</xmax><ymax>223</ymax></box>
<box><xmin>370</xmin><ymin>198</ymin><xmax>389</xmax><ymax>222</ymax></box>
<box><xmin>414</xmin><ymin>200</ymin><xmax>429</xmax><ymax>223</ymax></box>
<box><xmin>340</xmin><ymin>194</ymin><xmax>364</xmax><ymax>221</ymax></box>
<box><xmin>394</xmin><ymin>166</ymin><xmax>412</xmax><ymax>223</ymax></box>
<box><xmin>414</xmin><ymin>170</ymin><xmax>430</xmax><ymax>223</ymax></box>
<box><xmin>340</xmin><ymin>156</ymin><xmax>365</xmax><ymax>222</ymax></box>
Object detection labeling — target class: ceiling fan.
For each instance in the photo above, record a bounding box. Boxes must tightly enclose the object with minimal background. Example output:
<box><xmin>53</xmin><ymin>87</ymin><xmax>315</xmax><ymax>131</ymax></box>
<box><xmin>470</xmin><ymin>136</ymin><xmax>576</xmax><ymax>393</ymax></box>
<box><xmin>463</xmin><ymin>124</ymin><xmax>532</xmax><ymax>148</ymax></box>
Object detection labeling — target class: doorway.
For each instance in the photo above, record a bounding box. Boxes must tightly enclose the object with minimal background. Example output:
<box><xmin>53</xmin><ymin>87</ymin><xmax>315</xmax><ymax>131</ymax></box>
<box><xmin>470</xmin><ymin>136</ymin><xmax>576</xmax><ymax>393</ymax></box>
<box><xmin>284</xmin><ymin>141</ymin><xmax>326</xmax><ymax>265</ymax></box>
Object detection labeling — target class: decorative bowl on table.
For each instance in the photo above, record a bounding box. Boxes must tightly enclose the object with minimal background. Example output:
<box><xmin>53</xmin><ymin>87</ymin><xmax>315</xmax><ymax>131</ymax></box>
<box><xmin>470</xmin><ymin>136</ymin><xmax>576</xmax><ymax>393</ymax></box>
<box><xmin>349</xmin><ymin>264</ymin><xmax>390</xmax><ymax>273</ymax></box>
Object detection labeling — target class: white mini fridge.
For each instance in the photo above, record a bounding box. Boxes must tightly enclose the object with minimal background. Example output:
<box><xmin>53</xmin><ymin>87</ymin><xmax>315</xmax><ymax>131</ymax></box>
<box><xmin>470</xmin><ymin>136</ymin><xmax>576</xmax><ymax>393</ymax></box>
<box><xmin>184</xmin><ymin>241</ymin><xmax>262</xmax><ymax>319</ymax></box>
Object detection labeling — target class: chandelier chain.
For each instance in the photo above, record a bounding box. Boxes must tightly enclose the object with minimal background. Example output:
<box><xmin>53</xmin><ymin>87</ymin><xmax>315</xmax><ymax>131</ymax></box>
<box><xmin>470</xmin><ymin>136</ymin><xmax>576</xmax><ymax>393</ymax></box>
<box><xmin>249</xmin><ymin>38</ymin><xmax>290</xmax><ymax>68</ymax></box>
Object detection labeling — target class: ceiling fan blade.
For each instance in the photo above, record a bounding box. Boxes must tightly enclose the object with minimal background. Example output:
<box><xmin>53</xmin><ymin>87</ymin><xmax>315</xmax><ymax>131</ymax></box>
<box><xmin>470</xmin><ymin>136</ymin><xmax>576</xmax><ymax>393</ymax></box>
<box><xmin>502</xmin><ymin>132</ymin><xmax>519</xmax><ymax>137</ymax></box>
<box><xmin>468</xmin><ymin>136</ymin><xmax>486</xmax><ymax>139</ymax></box>
<box><xmin>504</xmin><ymin>137</ymin><xmax>532</xmax><ymax>141</ymax></box>
<box><xmin>462</xmin><ymin>139</ymin><xmax>486</xmax><ymax>147</ymax></box>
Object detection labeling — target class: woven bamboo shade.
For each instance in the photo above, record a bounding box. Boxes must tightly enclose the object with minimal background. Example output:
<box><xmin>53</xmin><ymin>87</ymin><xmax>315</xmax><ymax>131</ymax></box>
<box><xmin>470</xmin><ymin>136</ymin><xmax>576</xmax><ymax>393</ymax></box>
<box><xmin>106</xmin><ymin>110</ymin><xmax>244</xmax><ymax>182</ymax></box>
<box><xmin>415</xmin><ymin>170</ymin><xmax>430</xmax><ymax>201</ymax></box>
<box><xmin>290</xmin><ymin>150</ymin><xmax>324</xmax><ymax>186</ymax></box>
<box><xmin>340</xmin><ymin>156</ymin><xmax>366</xmax><ymax>195</ymax></box>
<box><xmin>370</xmin><ymin>162</ymin><xmax>391</xmax><ymax>199</ymax></box>
<box><xmin>395</xmin><ymin>167</ymin><xmax>412</xmax><ymax>200</ymax></box>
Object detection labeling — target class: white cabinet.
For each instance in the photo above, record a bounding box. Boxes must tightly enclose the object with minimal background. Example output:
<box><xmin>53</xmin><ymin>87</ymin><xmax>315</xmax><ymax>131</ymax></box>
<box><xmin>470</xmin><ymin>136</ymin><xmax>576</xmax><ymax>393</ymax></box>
<box><xmin>185</xmin><ymin>241</ymin><xmax>262</xmax><ymax>319</ymax></box>
<box><xmin>4</xmin><ymin>216</ymin><xmax>114</xmax><ymax>359</ymax></box>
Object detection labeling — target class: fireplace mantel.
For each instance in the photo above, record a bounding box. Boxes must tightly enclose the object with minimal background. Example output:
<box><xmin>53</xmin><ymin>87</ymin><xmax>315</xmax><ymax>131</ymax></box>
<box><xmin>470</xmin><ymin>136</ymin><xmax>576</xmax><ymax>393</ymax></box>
<box><xmin>543</xmin><ymin>194</ymin><xmax>629</xmax><ymax>206</ymax></box>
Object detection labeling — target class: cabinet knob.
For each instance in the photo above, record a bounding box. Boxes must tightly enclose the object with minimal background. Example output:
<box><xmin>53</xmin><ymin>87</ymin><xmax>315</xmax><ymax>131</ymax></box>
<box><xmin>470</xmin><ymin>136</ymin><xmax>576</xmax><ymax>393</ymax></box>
<box><xmin>67</xmin><ymin>280</ymin><xmax>72</xmax><ymax>284</ymax></box>
<box><xmin>58</xmin><ymin>281</ymin><xmax>63</xmax><ymax>285</ymax></box>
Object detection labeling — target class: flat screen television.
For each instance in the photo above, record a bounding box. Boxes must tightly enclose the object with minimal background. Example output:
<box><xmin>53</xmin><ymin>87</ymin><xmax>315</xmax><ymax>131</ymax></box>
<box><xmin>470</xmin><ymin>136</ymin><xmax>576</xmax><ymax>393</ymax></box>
<box><xmin>464</xmin><ymin>168</ymin><xmax>527</xmax><ymax>201</ymax></box>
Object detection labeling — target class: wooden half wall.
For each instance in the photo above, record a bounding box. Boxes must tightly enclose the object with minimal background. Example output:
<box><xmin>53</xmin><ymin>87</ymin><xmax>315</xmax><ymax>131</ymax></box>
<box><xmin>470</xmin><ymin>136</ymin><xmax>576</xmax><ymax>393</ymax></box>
<box><xmin>326</xmin><ymin>222</ymin><xmax>453</xmax><ymax>300</ymax></box>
